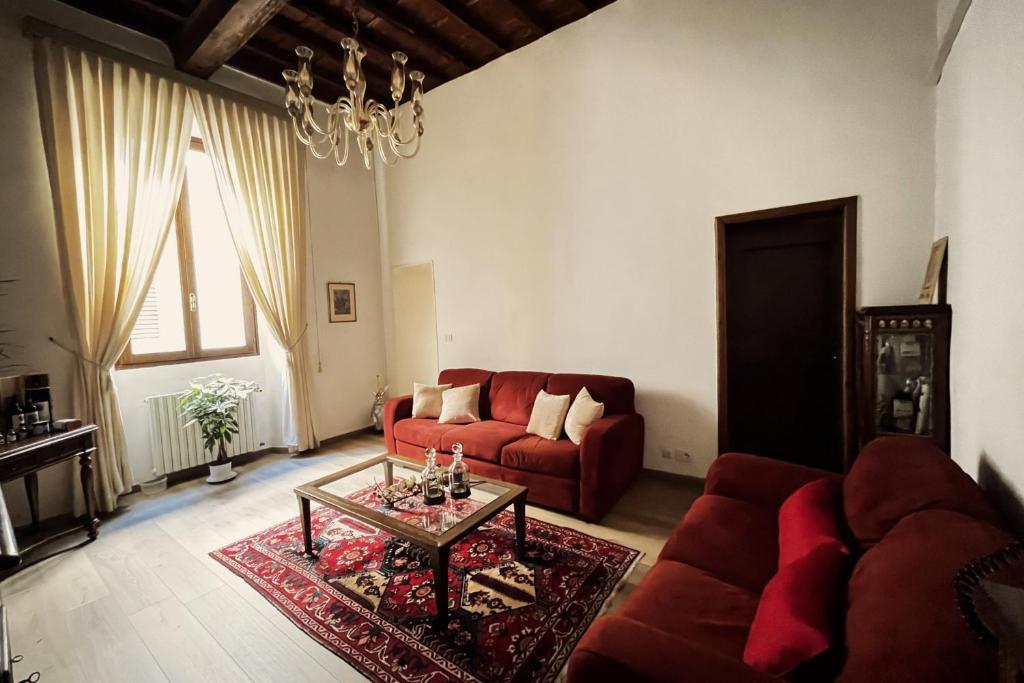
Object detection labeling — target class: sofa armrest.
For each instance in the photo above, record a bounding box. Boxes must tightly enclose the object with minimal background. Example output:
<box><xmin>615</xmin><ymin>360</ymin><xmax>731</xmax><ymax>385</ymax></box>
<box><xmin>568</xmin><ymin>616</ymin><xmax>776</xmax><ymax>683</ymax></box>
<box><xmin>705</xmin><ymin>453</ymin><xmax>840</xmax><ymax>508</ymax></box>
<box><xmin>383</xmin><ymin>394</ymin><xmax>413</xmax><ymax>453</ymax></box>
<box><xmin>579</xmin><ymin>413</ymin><xmax>645</xmax><ymax>521</ymax></box>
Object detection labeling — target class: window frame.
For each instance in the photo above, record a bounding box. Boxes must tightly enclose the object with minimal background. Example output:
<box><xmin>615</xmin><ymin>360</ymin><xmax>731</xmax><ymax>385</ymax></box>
<box><xmin>118</xmin><ymin>138</ymin><xmax>259</xmax><ymax>369</ymax></box>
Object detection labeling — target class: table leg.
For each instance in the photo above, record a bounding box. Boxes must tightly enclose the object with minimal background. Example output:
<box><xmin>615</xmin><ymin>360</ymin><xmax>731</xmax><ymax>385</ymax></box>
<box><xmin>430</xmin><ymin>546</ymin><xmax>450</xmax><ymax>631</ymax></box>
<box><xmin>384</xmin><ymin>460</ymin><xmax>394</xmax><ymax>486</ymax></box>
<box><xmin>514</xmin><ymin>496</ymin><xmax>527</xmax><ymax>561</ymax></box>
<box><xmin>79</xmin><ymin>447</ymin><xmax>99</xmax><ymax>540</ymax></box>
<box><xmin>298</xmin><ymin>495</ymin><xmax>313</xmax><ymax>556</ymax></box>
<box><xmin>24</xmin><ymin>473</ymin><xmax>39</xmax><ymax>530</ymax></box>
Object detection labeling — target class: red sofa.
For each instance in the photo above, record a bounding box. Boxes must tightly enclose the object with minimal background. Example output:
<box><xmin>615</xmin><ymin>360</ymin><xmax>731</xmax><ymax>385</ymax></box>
<box><xmin>383</xmin><ymin>368</ymin><xmax>644</xmax><ymax>521</ymax></box>
<box><xmin>568</xmin><ymin>437</ymin><xmax>1010</xmax><ymax>682</ymax></box>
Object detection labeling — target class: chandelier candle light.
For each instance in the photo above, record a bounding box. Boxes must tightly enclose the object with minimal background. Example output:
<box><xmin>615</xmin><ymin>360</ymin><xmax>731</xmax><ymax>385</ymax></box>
<box><xmin>282</xmin><ymin>9</ymin><xmax>424</xmax><ymax>170</ymax></box>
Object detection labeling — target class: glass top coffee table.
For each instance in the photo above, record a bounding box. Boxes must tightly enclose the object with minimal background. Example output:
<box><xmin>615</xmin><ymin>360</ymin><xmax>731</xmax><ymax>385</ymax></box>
<box><xmin>294</xmin><ymin>453</ymin><xmax>528</xmax><ymax>629</ymax></box>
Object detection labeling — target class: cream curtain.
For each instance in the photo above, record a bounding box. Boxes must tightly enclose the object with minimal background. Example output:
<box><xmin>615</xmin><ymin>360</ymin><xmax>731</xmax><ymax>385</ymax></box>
<box><xmin>33</xmin><ymin>39</ymin><xmax>193</xmax><ymax>511</ymax></box>
<box><xmin>189</xmin><ymin>91</ymin><xmax>320</xmax><ymax>451</ymax></box>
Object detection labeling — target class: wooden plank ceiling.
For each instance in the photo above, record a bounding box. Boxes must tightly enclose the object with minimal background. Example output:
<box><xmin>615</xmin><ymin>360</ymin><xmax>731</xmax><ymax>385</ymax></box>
<box><xmin>55</xmin><ymin>0</ymin><xmax>617</xmax><ymax>103</ymax></box>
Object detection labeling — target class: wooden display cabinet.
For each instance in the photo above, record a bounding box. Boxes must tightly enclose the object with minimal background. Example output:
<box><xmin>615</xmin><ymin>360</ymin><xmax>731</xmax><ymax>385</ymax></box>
<box><xmin>857</xmin><ymin>304</ymin><xmax>951</xmax><ymax>458</ymax></box>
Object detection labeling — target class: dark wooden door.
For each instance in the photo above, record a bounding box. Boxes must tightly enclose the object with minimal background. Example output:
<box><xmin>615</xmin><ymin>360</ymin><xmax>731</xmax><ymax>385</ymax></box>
<box><xmin>716</xmin><ymin>197</ymin><xmax>856</xmax><ymax>471</ymax></box>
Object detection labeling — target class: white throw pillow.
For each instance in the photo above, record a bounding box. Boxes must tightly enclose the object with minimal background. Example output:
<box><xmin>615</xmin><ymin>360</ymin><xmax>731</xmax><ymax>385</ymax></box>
<box><xmin>526</xmin><ymin>389</ymin><xmax>571</xmax><ymax>441</ymax></box>
<box><xmin>412</xmin><ymin>382</ymin><xmax>452</xmax><ymax>419</ymax></box>
<box><xmin>565</xmin><ymin>387</ymin><xmax>605</xmax><ymax>444</ymax></box>
<box><xmin>438</xmin><ymin>384</ymin><xmax>482</xmax><ymax>424</ymax></box>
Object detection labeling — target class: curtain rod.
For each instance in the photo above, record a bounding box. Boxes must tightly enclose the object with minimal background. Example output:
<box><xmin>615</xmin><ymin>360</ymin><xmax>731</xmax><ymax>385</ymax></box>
<box><xmin>22</xmin><ymin>16</ymin><xmax>289</xmax><ymax>120</ymax></box>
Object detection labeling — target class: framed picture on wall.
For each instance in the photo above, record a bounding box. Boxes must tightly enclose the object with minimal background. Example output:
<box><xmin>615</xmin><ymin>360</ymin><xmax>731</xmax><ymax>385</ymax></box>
<box><xmin>919</xmin><ymin>236</ymin><xmax>949</xmax><ymax>304</ymax></box>
<box><xmin>328</xmin><ymin>282</ymin><xmax>357</xmax><ymax>323</ymax></box>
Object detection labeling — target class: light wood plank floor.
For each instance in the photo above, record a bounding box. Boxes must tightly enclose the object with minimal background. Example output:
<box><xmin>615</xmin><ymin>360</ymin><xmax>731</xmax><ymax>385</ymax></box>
<box><xmin>2</xmin><ymin>433</ymin><xmax>700</xmax><ymax>682</ymax></box>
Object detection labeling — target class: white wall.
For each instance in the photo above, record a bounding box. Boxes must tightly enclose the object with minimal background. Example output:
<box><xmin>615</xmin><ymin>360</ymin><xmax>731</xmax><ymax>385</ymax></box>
<box><xmin>381</xmin><ymin>0</ymin><xmax>938</xmax><ymax>476</ymax></box>
<box><xmin>935</xmin><ymin>0</ymin><xmax>1024</xmax><ymax>514</ymax></box>
<box><xmin>0</xmin><ymin>0</ymin><xmax>385</xmax><ymax>523</ymax></box>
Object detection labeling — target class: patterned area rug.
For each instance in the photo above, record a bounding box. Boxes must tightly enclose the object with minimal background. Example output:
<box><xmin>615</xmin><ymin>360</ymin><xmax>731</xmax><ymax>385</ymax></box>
<box><xmin>212</xmin><ymin>485</ymin><xmax>640</xmax><ymax>682</ymax></box>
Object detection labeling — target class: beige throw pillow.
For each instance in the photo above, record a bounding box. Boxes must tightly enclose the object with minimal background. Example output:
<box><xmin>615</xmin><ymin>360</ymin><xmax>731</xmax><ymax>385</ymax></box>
<box><xmin>565</xmin><ymin>387</ymin><xmax>605</xmax><ymax>444</ymax></box>
<box><xmin>438</xmin><ymin>384</ymin><xmax>482</xmax><ymax>424</ymax></box>
<box><xmin>412</xmin><ymin>383</ymin><xmax>452</xmax><ymax>419</ymax></box>
<box><xmin>526</xmin><ymin>390</ymin><xmax>572</xmax><ymax>441</ymax></box>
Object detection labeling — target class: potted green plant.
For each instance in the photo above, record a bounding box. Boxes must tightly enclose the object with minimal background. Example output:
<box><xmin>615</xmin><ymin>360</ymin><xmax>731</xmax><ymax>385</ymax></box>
<box><xmin>179</xmin><ymin>374</ymin><xmax>260</xmax><ymax>484</ymax></box>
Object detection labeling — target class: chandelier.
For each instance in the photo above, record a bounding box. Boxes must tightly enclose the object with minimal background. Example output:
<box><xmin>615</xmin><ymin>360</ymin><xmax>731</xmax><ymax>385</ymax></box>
<box><xmin>282</xmin><ymin>6</ymin><xmax>424</xmax><ymax>169</ymax></box>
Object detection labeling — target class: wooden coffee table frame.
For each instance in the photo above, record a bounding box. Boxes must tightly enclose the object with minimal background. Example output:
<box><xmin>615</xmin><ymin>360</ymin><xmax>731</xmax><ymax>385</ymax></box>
<box><xmin>294</xmin><ymin>453</ymin><xmax>528</xmax><ymax>629</ymax></box>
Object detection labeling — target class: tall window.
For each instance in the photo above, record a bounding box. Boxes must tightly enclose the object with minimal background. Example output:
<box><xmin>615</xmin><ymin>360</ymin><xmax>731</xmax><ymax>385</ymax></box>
<box><xmin>119</xmin><ymin>139</ymin><xmax>258</xmax><ymax>368</ymax></box>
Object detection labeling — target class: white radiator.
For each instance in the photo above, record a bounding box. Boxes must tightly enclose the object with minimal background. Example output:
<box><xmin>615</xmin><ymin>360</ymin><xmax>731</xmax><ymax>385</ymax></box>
<box><xmin>145</xmin><ymin>392</ymin><xmax>258</xmax><ymax>477</ymax></box>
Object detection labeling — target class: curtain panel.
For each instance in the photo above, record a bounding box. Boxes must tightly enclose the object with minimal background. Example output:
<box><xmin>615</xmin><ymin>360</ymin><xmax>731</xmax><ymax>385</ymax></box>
<box><xmin>189</xmin><ymin>91</ymin><xmax>320</xmax><ymax>451</ymax></box>
<box><xmin>33</xmin><ymin>38</ymin><xmax>193</xmax><ymax>512</ymax></box>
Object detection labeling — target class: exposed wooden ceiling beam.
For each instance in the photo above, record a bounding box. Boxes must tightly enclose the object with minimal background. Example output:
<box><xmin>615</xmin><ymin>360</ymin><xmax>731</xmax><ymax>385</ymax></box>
<box><xmin>285</xmin><ymin>0</ymin><xmax>468</xmax><ymax>81</ymax></box>
<box><xmin>449</xmin><ymin>0</ymin><xmax>546</xmax><ymax>50</ymax></box>
<box><xmin>509</xmin><ymin>0</ymin><xmax>587</xmax><ymax>32</ymax></box>
<box><xmin>172</xmin><ymin>0</ymin><xmax>293</xmax><ymax>78</ymax></box>
<box><xmin>366</xmin><ymin>0</ymin><xmax>505</xmax><ymax>67</ymax></box>
<box><xmin>261</xmin><ymin>15</ymin><xmax>397</xmax><ymax>87</ymax></box>
<box><xmin>56</xmin><ymin>0</ymin><xmax>185</xmax><ymax>41</ymax></box>
<box><xmin>578</xmin><ymin>0</ymin><xmax>614</xmax><ymax>11</ymax></box>
<box><xmin>275</xmin><ymin>4</ymin><xmax>449</xmax><ymax>91</ymax></box>
<box><xmin>56</xmin><ymin>0</ymin><xmax>618</xmax><ymax>105</ymax></box>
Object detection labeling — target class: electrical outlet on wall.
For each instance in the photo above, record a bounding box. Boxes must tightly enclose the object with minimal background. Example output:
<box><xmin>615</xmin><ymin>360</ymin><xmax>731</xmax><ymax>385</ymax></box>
<box><xmin>443</xmin><ymin>333</ymin><xmax>454</xmax><ymax>343</ymax></box>
<box><xmin>660</xmin><ymin>448</ymin><xmax>673</xmax><ymax>460</ymax></box>
<box><xmin>673</xmin><ymin>448</ymin><xmax>692</xmax><ymax>462</ymax></box>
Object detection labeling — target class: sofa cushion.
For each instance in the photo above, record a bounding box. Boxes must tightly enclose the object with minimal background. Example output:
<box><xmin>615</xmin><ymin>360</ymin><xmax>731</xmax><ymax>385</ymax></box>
<box><xmin>778</xmin><ymin>478</ymin><xmax>846</xmax><ymax>566</ymax></box>
<box><xmin>547</xmin><ymin>373</ymin><xmax>635</xmax><ymax>416</ymax></box>
<box><xmin>743</xmin><ymin>542</ymin><xmax>849</xmax><ymax>676</ymax></box>
<box><xmin>438</xmin><ymin>384</ymin><xmax>482</xmax><ymax>424</ymax></box>
<box><xmin>440</xmin><ymin>420</ymin><xmax>527</xmax><ymax>463</ymax></box>
<box><xmin>618</xmin><ymin>560</ymin><xmax>759</xmax><ymax>658</ymax></box>
<box><xmin>837</xmin><ymin>509</ymin><xmax>1011</xmax><ymax>683</ymax></box>
<box><xmin>844</xmin><ymin>436</ymin><xmax>1001</xmax><ymax>549</ymax></box>
<box><xmin>501</xmin><ymin>436</ymin><xmax>580</xmax><ymax>479</ymax></box>
<box><xmin>658</xmin><ymin>495</ymin><xmax>779</xmax><ymax>592</ymax></box>
<box><xmin>393</xmin><ymin>418</ymin><xmax>458</xmax><ymax>450</ymax></box>
<box><xmin>564</xmin><ymin>387</ymin><xmax>605</xmax><ymax>445</ymax></box>
<box><xmin>411</xmin><ymin>382</ymin><xmax>451</xmax><ymax>419</ymax></box>
<box><xmin>489</xmin><ymin>371</ymin><xmax>550</xmax><ymax>425</ymax></box>
<box><xmin>526</xmin><ymin>390</ymin><xmax>571</xmax><ymax>440</ymax></box>
<box><xmin>438</xmin><ymin>368</ymin><xmax>494</xmax><ymax>419</ymax></box>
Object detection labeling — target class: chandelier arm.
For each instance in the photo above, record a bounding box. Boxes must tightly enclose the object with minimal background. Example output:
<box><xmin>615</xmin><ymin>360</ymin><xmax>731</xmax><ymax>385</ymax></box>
<box><xmin>307</xmin><ymin>134</ymin><xmax>337</xmax><ymax>159</ymax></box>
<box><xmin>291</xmin><ymin>115</ymin><xmax>313</xmax><ymax>145</ymax></box>
<box><xmin>302</xmin><ymin>98</ymin><xmax>349</xmax><ymax>137</ymax></box>
<box><xmin>376</xmin><ymin>132</ymin><xmax>397</xmax><ymax>165</ymax></box>
<box><xmin>388</xmin><ymin>118</ymin><xmax>419</xmax><ymax>147</ymax></box>
<box><xmin>333</xmin><ymin>128</ymin><xmax>351</xmax><ymax>166</ymax></box>
<box><xmin>388</xmin><ymin>132</ymin><xmax>421</xmax><ymax>159</ymax></box>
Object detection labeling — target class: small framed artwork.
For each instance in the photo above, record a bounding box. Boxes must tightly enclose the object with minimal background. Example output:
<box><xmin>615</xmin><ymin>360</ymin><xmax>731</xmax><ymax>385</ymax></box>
<box><xmin>327</xmin><ymin>282</ymin><xmax>357</xmax><ymax>323</ymax></box>
<box><xmin>919</xmin><ymin>236</ymin><xmax>949</xmax><ymax>304</ymax></box>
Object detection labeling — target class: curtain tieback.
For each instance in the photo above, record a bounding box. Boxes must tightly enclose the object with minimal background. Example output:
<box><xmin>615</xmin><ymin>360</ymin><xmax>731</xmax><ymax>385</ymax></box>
<box><xmin>48</xmin><ymin>336</ymin><xmax>106</xmax><ymax>369</ymax></box>
<box><xmin>287</xmin><ymin>325</ymin><xmax>309</xmax><ymax>352</ymax></box>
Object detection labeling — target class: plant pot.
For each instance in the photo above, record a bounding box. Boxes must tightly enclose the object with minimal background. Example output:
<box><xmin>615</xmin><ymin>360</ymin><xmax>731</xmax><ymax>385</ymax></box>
<box><xmin>206</xmin><ymin>461</ymin><xmax>237</xmax><ymax>484</ymax></box>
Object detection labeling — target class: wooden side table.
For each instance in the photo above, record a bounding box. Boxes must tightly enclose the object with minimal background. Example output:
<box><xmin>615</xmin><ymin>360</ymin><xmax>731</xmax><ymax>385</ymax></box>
<box><xmin>956</xmin><ymin>541</ymin><xmax>1024</xmax><ymax>683</ymax></box>
<box><xmin>0</xmin><ymin>425</ymin><xmax>100</xmax><ymax>553</ymax></box>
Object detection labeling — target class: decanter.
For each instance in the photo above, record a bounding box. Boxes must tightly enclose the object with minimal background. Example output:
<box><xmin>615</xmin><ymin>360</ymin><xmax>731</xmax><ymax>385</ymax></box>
<box><xmin>448</xmin><ymin>442</ymin><xmax>470</xmax><ymax>499</ymax></box>
<box><xmin>421</xmin><ymin>447</ymin><xmax>446</xmax><ymax>505</ymax></box>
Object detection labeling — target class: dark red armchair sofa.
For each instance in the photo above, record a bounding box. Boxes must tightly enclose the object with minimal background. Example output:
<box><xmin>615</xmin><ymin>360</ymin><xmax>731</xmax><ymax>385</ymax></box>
<box><xmin>383</xmin><ymin>368</ymin><xmax>644</xmax><ymax>521</ymax></box>
<box><xmin>568</xmin><ymin>436</ymin><xmax>1011</xmax><ymax>682</ymax></box>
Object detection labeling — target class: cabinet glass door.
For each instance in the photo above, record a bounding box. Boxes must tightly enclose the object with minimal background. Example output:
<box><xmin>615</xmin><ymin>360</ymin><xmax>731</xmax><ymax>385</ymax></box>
<box><xmin>874</xmin><ymin>331</ymin><xmax>934</xmax><ymax>436</ymax></box>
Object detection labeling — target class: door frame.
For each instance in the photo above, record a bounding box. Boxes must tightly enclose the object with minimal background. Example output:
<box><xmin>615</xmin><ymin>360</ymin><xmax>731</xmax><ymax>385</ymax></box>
<box><xmin>715</xmin><ymin>196</ymin><xmax>858</xmax><ymax>468</ymax></box>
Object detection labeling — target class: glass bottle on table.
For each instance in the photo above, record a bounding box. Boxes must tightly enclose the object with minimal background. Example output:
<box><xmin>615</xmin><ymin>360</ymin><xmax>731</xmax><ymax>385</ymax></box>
<box><xmin>448</xmin><ymin>442</ymin><xmax>470</xmax><ymax>499</ymax></box>
<box><xmin>421</xmin><ymin>448</ymin><xmax>446</xmax><ymax>505</ymax></box>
